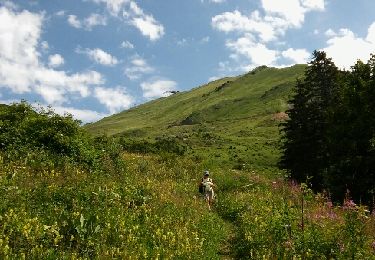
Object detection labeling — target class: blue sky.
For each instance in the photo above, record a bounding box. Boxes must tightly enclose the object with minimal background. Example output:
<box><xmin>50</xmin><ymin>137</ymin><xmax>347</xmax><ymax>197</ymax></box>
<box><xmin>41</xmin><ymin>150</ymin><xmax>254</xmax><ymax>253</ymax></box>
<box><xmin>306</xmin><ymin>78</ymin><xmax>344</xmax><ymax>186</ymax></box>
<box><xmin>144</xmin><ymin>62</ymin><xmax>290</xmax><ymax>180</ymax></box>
<box><xmin>1</xmin><ymin>0</ymin><xmax>375</xmax><ymax>122</ymax></box>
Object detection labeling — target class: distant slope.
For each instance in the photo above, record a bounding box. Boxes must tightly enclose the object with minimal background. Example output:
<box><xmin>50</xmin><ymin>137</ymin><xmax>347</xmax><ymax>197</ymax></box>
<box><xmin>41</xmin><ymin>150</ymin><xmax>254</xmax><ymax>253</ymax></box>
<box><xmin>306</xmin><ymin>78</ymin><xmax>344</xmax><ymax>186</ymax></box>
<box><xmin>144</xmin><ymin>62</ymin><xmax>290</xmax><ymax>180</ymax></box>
<box><xmin>86</xmin><ymin>65</ymin><xmax>306</xmax><ymax>168</ymax></box>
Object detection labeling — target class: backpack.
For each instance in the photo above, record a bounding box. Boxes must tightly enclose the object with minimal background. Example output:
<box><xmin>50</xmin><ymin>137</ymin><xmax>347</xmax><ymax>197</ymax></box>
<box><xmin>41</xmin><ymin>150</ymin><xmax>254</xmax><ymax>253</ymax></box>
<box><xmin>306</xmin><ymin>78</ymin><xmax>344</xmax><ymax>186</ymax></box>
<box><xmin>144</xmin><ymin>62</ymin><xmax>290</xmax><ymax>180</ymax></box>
<box><xmin>199</xmin><ymin>178</ymin><xmax>212</xmax><ymax>194</ymax></box>
<box><xmin>199</xmin><ymin>183</ymin><xmax>204</xmax><ymax>194</ymax></box>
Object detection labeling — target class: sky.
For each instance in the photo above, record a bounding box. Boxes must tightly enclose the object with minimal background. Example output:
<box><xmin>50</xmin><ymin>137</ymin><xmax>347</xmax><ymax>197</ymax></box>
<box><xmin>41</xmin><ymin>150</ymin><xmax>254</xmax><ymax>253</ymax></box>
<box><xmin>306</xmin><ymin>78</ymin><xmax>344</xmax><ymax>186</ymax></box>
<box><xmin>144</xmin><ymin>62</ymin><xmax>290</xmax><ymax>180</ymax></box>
<box><xmin>1</xmin><ymin>0</ymin><xmax>375</xmax><ymax>123</ymax></box>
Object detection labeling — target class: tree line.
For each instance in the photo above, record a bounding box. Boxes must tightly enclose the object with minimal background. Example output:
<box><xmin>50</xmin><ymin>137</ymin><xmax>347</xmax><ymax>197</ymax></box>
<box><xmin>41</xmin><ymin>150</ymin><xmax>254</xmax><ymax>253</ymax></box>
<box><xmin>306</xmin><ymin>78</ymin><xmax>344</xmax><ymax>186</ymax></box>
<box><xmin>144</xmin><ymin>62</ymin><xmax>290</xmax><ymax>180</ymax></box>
<box><xmin>280</xmin><ymin>51</ymin><xmax>375</xmax><ymax>205</ymax></box>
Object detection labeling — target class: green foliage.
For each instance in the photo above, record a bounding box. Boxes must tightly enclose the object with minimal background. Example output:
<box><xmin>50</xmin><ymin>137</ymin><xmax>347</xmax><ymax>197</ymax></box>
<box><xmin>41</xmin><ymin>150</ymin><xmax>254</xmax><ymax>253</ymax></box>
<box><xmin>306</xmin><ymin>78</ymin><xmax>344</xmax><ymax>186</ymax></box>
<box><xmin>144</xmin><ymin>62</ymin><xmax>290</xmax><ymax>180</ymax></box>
<box><xmin>120</xmin><ymin>137</ymin><xmax>187</xmax><ymax>156</ymax></box>
<box><xmin>280</xmin><ymin>51</ymin><xmax>340</xmax><ymax>189</ymax></box>
<box><xmin>281</xmin><ymin>51</ymin><xmax>375</xmax><ymax>204</ymax></box>
<box><xmin>0</xmin><ymin>102</ymin><xmax>97</xmax><ymax>168</ymax></box>
<box><xmin>0</xmin><ymin>153</ymin><xmax>227</xmax><ymax>259</ymax></box>
<box><xmin>85</xmin><ymin>65</ymin><xmax>306</xmax><ymax>170</ymax></box>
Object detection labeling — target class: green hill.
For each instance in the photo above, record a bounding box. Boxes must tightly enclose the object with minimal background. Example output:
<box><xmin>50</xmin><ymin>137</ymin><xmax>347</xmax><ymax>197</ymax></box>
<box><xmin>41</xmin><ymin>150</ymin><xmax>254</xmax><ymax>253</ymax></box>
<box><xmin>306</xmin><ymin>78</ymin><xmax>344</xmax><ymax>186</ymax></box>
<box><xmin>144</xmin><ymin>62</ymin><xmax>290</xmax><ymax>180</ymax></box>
<box><xmin>2</xmin><ymin>65</ymin><xmax>375</xmax><ymax>259</ymax></box>
<box><xmin>86</xmin><ymin>65</ymin><xmax>306</xmax><ymax>169</ymax></box>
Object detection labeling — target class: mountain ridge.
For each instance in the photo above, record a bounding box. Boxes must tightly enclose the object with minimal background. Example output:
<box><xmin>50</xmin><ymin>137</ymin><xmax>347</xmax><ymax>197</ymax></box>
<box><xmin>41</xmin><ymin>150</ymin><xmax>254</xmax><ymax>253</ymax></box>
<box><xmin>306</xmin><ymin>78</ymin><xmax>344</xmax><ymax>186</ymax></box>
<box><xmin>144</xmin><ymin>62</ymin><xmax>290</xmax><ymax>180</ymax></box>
<box><xmin>86</xmin><ymin>64</ymin><xmax>306</xmax><ymax>137</ymax></box>
<box><xmin>85</xmin><ymin>64</ymin><xmax>306</xmax><ymax>169</ymax></box>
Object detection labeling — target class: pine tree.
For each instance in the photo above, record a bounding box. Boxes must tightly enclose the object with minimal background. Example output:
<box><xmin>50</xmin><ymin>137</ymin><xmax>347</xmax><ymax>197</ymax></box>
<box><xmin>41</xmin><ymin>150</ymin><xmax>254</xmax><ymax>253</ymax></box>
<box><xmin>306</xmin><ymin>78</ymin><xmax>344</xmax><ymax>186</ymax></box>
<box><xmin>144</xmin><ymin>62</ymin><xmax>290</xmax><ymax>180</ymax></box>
<box><xmin>280</xmin><ymin>51</ymin><xmax>340</xmax><ymax>189</ymax></box>
<box><xmin>327</xmin><ymin>58</ymin><xmax>375</xmax><ymax>203</ymax></box>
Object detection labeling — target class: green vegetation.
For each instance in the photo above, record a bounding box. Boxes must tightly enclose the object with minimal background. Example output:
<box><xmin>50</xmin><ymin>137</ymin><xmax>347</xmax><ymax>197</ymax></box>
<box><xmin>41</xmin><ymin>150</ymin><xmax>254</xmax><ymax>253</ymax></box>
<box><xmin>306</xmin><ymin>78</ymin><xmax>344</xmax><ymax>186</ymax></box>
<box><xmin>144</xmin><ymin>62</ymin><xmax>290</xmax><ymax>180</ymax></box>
<box><xmin>86</xmin><ymin>65</ymin><xmax>306</xmax><ymax>170</ymax></box>
<box><xmin>281</xmin><ymin>51</ymin><xmax>375</xmax><ymax>204</ymax></box>
<box><xmin>1</xmin><ymin>62</ymin><xmax>375</xmax><ymax>259</ymax></box>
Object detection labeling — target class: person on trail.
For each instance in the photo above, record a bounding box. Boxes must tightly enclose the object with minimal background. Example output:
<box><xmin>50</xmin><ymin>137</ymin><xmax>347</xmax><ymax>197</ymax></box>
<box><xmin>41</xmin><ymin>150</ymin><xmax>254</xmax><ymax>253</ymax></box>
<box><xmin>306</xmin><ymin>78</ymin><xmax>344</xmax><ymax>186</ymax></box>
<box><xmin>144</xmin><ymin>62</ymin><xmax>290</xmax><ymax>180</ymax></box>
<box><xmin>200</xmin><ymin>170</ymin><xmax>216</xmax><ymax>210</ymax></box>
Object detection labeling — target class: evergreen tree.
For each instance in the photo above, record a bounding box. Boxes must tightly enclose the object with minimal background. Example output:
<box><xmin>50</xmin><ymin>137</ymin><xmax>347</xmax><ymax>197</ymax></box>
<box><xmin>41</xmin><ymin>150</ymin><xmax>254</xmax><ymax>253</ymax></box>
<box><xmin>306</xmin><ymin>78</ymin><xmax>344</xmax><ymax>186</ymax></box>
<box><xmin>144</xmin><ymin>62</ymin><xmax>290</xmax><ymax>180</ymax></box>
<box><xmin>280</xmin><ymin>51</ymin><xmax>340</xmax><ymax>189</ymax></box>
<box><xmin>327</xmin><ymin>58</ymin><xmax>375</xmax><ymax>204</ymax></box>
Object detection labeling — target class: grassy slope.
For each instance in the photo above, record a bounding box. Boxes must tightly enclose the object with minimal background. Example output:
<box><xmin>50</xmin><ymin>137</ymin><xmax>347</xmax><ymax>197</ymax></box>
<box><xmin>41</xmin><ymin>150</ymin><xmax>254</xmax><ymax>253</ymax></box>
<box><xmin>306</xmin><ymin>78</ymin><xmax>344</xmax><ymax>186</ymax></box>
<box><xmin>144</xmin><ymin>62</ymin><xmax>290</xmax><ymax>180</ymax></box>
<box><xmin>86</xmin><ymin>65</ymin><xmax>306</xmax><ymax>169</ymax></box>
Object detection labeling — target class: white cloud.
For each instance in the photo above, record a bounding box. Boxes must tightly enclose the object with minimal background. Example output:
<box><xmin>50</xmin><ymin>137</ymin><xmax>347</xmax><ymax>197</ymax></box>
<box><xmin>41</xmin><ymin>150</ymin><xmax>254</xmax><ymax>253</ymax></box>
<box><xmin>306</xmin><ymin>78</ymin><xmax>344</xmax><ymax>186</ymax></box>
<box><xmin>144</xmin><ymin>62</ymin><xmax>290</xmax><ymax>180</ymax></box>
<box><xmin>201</xmin><ymin>0</ymin><xmax>226</xmax><ymax>3</ymax></box>
<box><xmin>0</xmin><ymin>7</ymin><xmax>104</xmax><ymax>104</ymax></box>
<box><xmin>35</xmin><ymin>104</ymin><xmax>106</xmax><ymax>123</ymax></box>
<box><xmin>55</xmin><ymin>10</ymin><xmax>65</xmax><ymax>16</ymax></box>
<box><xmin>94</xmin><ymin>86</ymin><xmax>134</xmax><ymax>113</ymax></box>
<box><xmin>226</xmin><ymin>35</ymin><xmax>279</xmax><ymax>69</ymax></box>
<box><xmin>92</xmin><ymin>0</ymin><xmax>129</xmax><ymax>16</ymax></box>
<box><xmin>0</xmin><ymin>0</ymin><xmax>18</xmax><ymax>10</ymax></box>
<box><xmin>67</xmin><ymin>15</ymin><xmax>81</xmax><ymax>28</ymax></box>
<box><xmin>325</xmin><ymin>28</ymin><xmax>336</xmax><ymax>37</ymax></box>
<box><xmin>124</xmin><ymin>55</ymin><xmax>154</xmax><ymax>80</ymax></box>
<box><xmin>212</xmin><ymin>1</ymin><xmax>325</xmax><ymax>43</ymax></box>
<box><xmin>140</xmin><ymin>79</ymin><xmax>177</xmax><ymax>99</ymax></box>
<box><xmin>84</xmin><ymin>13</ymin><xmax>107</xmax><ymax>29</ymax></box>
<box><xmin>93</xmin><ymin>0</ymin><xmax>164</xmax><ymax>41</ymax></box>
<box><xmin>41</xmin><ymin>41</ymin><xmax>49</xmax><ymax>50</ymax></box>
<box><xmin>261</xmin><ymin>0</ymin><xmax>324</xmax><ymax>27</ymax></box>
<box><xmin>366</xmin><ymin>22</ymin><xmax>375</xmax><ymax>44</ymax></box>
<box><xmin>48</xmin><ymin>54</ymin><xmax>64</xmax><ymax>68</ymax></box>
<box><xmin>211</xmin><ymin>0</ymin><xmax>326</xmax><ymax>75</ymax></box>
<box><xmin>201</xmin><ymin>36</ymin><xmax>210</xmax><ymax>43</ymax></box>
<box><xmin>212</xmin><ymin>10</ymin><xmax>279</xmax><ymax>42</ymax></box>
<box><xmin>323</xmin><ymin>26</ymin><xmax>375</xmax><ymax>69</ymax></box>
<box><xmin>208</xmin><ymin>76</ymin><xmax>220</xmax><ymax>82</ymax></box>
<box><xmin>79</xmin><ymin>48</ymin><xmax>118</xmax><ymax>66</ymax></box>
<box><xmin>67</xmin><ymin>13</ymin><xmax>107</xmax><ymax>30</ymax></box>
<box><xmin>120</xmin><ymin>40</ymin><xmax>134</xmax><ymax>49</ymax></box>
<box><xmin>177</xmin><ymin>38</ymin><xmax>188</xmax><ymax>46</ymax></box>
<box><xmin>126</xmin><ymin>2</ymin><xmax>164</xmax><ymax>41</ymax></box>
<box><xmin>301</xmin><ymin>0</ymin><xmax>325</xmax><ymax>10</ymax></box>
<box><xmin>282</xmin><ymin>48</ymin><xmax>310</xmax><ymax>64</ymax></box>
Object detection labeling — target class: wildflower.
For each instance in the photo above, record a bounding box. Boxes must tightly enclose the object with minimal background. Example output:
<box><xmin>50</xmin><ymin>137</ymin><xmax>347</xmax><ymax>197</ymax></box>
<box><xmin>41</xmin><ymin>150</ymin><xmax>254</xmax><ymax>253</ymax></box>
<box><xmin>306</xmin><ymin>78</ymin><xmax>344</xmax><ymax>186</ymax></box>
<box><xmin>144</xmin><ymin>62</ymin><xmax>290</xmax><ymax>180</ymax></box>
<box><xmin>371</xmin><ymin>241</ymin><xmax>375</xmax><ymax>253</ymax></box>
<box><xmin>343</xmin><ymin>199</ymin><xmax>356</xmax><ymax>210</ymax></box>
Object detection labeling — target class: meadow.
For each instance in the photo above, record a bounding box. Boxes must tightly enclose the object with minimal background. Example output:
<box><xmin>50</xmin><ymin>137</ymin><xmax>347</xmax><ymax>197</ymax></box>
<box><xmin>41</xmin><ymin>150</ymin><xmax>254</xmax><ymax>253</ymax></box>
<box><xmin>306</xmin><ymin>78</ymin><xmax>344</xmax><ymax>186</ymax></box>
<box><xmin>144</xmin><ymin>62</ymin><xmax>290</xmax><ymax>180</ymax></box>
<box><xmin>1</xmin><ymin>148</ymin><xmax>374</xmax><ymax>259</ymax></box>
<box><xmin>1</xmin><ymin>64</ymin><xmax>375</xmax><ymax>258</ymax></box>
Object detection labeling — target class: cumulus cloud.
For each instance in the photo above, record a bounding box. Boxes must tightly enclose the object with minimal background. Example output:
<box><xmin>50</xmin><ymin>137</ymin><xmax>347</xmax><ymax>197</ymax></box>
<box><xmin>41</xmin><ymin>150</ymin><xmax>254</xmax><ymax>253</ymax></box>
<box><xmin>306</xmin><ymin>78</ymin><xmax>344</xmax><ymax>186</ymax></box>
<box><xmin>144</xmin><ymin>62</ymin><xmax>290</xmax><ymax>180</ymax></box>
<box><xmin>322</xmin><ymin>25</ymin><xmax>375</xmax><ymax>69</ymax></box>
<box><xmin>140</xmin><ymin>79</ymin><xmax>177</xmax><ymax>99</ymax></box>
<box><xmin>55</xmin><ymin>10</ymin><xmax>65</xmax><ymax>16</ymax></box>
<box><xmin>261</xmin><ymin>0</ymin><xmax>324</xmax><ymax>28</ymax></box>
<box><xmin>226</xmin><ymin>35</ymin><xmax>279</xmax><ymax>69</ymax></box>
<box><xmin>212</xmin><ymin>10</ymin><xmax>280</xmax><ymax>42</ymax></box>
<box><xmin>67</xmin><ymin>15</ymin><xmax>81</xmax><ymax>28</ymax></box>
<box><xmin>281</xmin><ymin>48</ymin><xmax>310</xmax><ymax>64</ymax></box>
<box><xmin>201</xmin><ymin>0</ymin><xmax>226</xmax><ymax>3</ymax></box>
<box><xmin>0</xmin><ymin>0</ymin><xmax>18</xmax><ymax>10</ymax></box>
<box><xmin>78</xmin><ymin>48</ymin><xmax>118</xmax><ymax>66</ymax></box>
<box><xmin>41</xmin><ymin>41</ymin><xmax>49</xmax><ymax>51</ymax></box>
<box><xmin>211</xmin><ymin>0</ymin><xmax>326</xmax><ymax>74</ymax></box>
<box><xmin>124</xmin><ymin>55</ymin><xmax>154</xmax><ymax>80</ymax></box>
<box><xmin>120</xmin><ymin>40</ymin><xmax>134</xmax><ymax>49</ymax></box>
<box><xmin>212</xmin><ymin>0</ymin><xmax>325</xmax><ymax>43</ymax></box>
<box><xmin>92</xmin><ymin>0</ymin><xmax>129</xmax><ymax>16</ymax></box>
<box><xmin>92</xmin><ymin>0</ymin><xmax>164</xmax><ymax>41</ymax></box>
<box><xmin>0</xmin><ymin>7</ymin><xmax>103</xmax><ymax>104</ymax></box>
<box><xmin>125</xmin><ymin>2</ymin><xmax>165</xmax><ymax>41</ymax></box>
<box><xmin>84</xmin><ymin>13</ymin><xmax>107</xmax><ymax>29</ymax></box>
<box><xmin>200</xmin><ymin>36</ymin><xmax>210</xmax><ymax>43</ymax></box>
<box><xmin>53</xmin><ymin>105</ymin><xmax>108</xmax><ymax>123</ymax></box>
<box><xmin>67</xmin><ymin>13</ymin><xmax>107</xmax><ymax>30</ymax></box>
<box><xmin>94</xmin><ymin>86</ymin><xmax>134</xmax><ymax>113</ymax></box>
<box><xmin>48</xmin><ymin>54</ymin><xmax>64</xmax><ymax>68</ymax></box>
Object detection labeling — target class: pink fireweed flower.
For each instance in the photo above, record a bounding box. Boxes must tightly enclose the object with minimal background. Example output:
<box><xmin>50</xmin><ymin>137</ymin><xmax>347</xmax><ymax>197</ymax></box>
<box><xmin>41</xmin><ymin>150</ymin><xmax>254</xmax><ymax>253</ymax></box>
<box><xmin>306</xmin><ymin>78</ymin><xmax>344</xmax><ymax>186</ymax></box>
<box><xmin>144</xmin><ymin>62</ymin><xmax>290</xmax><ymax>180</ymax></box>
<box><xmin>372</xmin><ymin>240</ymin><xmax>375</xmax><ymax>253</ymax></box>
<box><xmin>343</xmin><ymin>199</ymin><xmax>356</xmax><ymax>210</ymax></box>
<box><xmin>326</xmin><ymin>201</ymin><xmax>333</xmax><ymax>208</ymax></box>
<box><xmin>328</xmin><ymin>211</ymin><xmax>337</xmax><ymax>219</ymax></box>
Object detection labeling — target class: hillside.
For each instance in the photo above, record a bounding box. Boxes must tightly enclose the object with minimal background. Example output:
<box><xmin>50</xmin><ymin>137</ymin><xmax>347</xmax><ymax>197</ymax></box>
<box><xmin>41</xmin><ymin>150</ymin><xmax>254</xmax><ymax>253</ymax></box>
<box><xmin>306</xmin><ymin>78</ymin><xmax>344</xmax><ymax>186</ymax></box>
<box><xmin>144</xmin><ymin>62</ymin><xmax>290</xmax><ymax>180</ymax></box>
<box><xmin>2</xmin><ymin>66</ymin><xmax>375</xmax><ymax>259</ymax></box>
<box><xmin>86</xmin><ymin>64</ymin><xmax>306</xmax><ymax>168</ymax></box>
